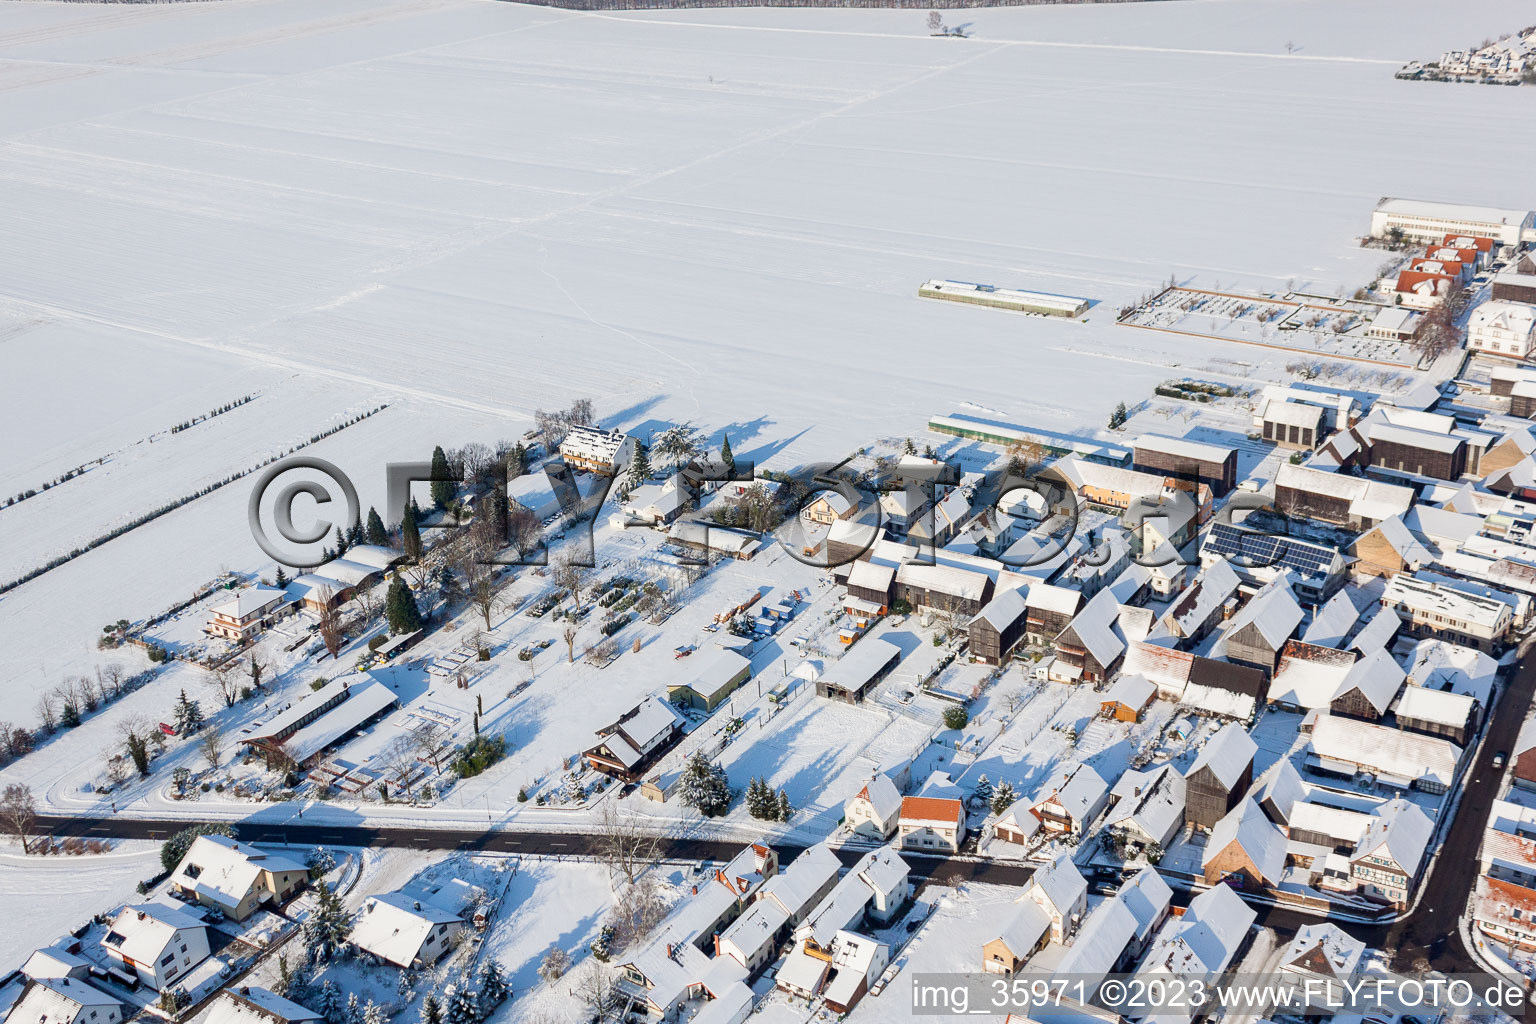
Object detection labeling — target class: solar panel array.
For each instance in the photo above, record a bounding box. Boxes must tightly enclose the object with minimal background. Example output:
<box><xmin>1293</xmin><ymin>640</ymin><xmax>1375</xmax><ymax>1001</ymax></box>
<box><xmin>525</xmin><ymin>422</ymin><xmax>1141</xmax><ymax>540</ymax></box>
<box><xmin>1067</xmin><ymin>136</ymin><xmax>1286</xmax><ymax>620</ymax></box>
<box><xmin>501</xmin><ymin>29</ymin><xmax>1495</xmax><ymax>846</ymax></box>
<box><xmin>1204</xmin><ymin>521</ymin><xmax>1335</xmax><ymax>580</ymax></box>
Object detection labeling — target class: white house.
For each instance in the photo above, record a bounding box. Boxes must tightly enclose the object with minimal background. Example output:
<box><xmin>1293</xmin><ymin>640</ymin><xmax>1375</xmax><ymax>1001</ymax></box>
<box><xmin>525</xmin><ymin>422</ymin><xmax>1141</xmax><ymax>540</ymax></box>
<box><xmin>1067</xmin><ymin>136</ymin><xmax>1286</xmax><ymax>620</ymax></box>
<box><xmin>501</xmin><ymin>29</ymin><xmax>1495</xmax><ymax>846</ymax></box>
<box><xmin>4</xmin><ymin>978</ymin><xmax>123</xmax><ymax>1024</ymax></box>
<box><xmin>350</xmin><ymin>893</ymin><xmax>464</xmax><ymax>969</ymax></box>
<box><xmin>844</xmin><ymin>774</ymin><xmax>902</xmax><ymax>840</ymax></box>
<box><xmin>897</xmin><ymin>795</ymin><xmax>966</xmax><ymax>854</ymax></box>
<box><xmin>1103</xmin><ymin>764</ymin><xmax>1186</xmax><ymax>851</ymax></box>
<box><xmin>100</xmin><ymin>904</ymin><xmax>211</xmax><ymax>992</ymax></box>
<box><xmin>1468</xmin><ymin>300</ymin><xmax>1536</xmax><ymax>361</ymax></box>
<box><xmin>559</xmin><ymin>425</ymin><xmax>636</xmax><ymax>475</ymax></box>
<box><xmin>205</xmin><ymin>988</ymin><xmax>323</xmax><ymax>1024</ymax></box>
<box><xmin>205</xmin><ymin>585</ymin><xmax>287</xmax><ymax>642</ymax></box>
<box><xmin>169</xmin><ymin>835</ymin><xmax>309</xmax><ymax>921</ymax></box>
<box><xmin>1349</xmin><ymin>798</ymin><xmax>1434</xmax><ymax>908</ymax></box>
<box><xmin>853</xmin><ymin>846</ymin><xmax>910</xmax><ymax>924</ymax></box>
<box><xmin>1030</xmin><ymin>763</ymin><xmax>1109</xmax><ymax>837</ymax></box>
<box><xmin>1132</xmin><ymin>884</ymin><xmax>1255</xmax><ymax>1024</ymax></box>
<box><xmin>1018</xmin><ymin>852</ymin><xmax>1087</xmax><ymax>944</ymax></box>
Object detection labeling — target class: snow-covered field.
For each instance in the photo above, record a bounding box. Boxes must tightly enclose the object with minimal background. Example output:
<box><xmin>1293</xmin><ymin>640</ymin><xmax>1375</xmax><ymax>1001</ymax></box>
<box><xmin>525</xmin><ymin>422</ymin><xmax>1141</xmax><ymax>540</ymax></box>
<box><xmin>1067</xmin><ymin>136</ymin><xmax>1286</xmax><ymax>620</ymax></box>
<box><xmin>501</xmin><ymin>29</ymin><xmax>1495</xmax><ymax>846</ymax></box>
<box><xmin>0</xmin><ymin>841</ymin><xmax>162</xmax><ymax>969</ymax></box>
<box><xmin>0</xmin><ymin>0</ymin><xmax>1532</xmax><ymax>780</ymax></box>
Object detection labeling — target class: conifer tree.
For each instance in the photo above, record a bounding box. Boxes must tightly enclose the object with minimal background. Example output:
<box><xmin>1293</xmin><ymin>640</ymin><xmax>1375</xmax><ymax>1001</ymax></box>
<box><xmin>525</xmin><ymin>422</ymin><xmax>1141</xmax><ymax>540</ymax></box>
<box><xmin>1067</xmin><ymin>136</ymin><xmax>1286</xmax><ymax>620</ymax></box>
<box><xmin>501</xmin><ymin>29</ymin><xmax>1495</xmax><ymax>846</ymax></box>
<box><xmin>172</xmin><ymin>689</ymin><xmax>203</xmax><ymax>735</ymax></box>
<box><xmin>990</xmin><ymin>781</ymin><xmax>1017</xmax><ymax>816</ymax></box>
<box><xmin>775</xmin><ymin>789</ymin><xmax>793</xmax><ymax>822</ymax></box>
<box><xmin>334</xmin><ymin>525</ymin><xmax>349</xmax><ymax>558</ymax></box>
<box><xmin>430</xmin><ymin>446</ymin><xmax>454</xmax><ymax>510</ymax></box>
<box><xmin>419</xmin><ymin>996</ymin><xmax>442</xmax><ymax>1024</ymax></box>
<box><xmin>275</xmin><ymin>566</ymin><xmax>289</xmax><ymax>588</ymax></box>
<box><xmin>477</xmin><ymin>961</ymin><xmax>509</xmax><ymax>1011</ymax></box>
<box><xmin>972</xmin><ymin>774</ymin><xmax>993</xmax><ymax>809</ymax></box>
<box><xmin>365</xmin><ymin>507</ymin><xmax>388</xmax><ymax>547</ymax></box>
<box><xmin>303</xmin><ymin>880</ymin><xmax>352</xmax><ymax>959</ymax></box>
<box><xmin>720</xmin><ymin>434</ymin><xmax>735</xmax><ymax>475</ymax></box>
<box><xmin>385</xmin><ymin>575</ymin><xmax>424</xmax><ymax>635</ymax></box>
<box><xmin>402</xmin><ymin>502</ymin><xmax>422</xmax><ymax>560</ymax></box>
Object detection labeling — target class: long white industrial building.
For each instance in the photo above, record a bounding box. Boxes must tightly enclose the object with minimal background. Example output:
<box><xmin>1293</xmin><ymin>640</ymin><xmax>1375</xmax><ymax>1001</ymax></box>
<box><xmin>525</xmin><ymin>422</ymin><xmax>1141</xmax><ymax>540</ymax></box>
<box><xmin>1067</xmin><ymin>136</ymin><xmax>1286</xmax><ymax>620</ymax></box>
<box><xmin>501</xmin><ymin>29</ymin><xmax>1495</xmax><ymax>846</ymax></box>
<box><xmin>1369</xmin><ymin>198</ymin><xmax>1535</xmax><ymax>247</ymax></box>
<box><xmin>918</xmin><ymin>279</ymin><xmax>1089</xmax><ymax>318</ymax></box>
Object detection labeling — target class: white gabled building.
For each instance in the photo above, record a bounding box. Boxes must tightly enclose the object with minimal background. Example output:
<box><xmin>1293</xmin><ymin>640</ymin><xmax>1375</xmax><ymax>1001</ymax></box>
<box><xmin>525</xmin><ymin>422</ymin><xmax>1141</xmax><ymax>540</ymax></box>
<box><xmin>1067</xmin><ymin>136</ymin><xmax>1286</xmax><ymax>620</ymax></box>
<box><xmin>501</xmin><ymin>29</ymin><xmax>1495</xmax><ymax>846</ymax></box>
<box><xmin>1131</xmin><ymin>884</ymin><xmax>1255</xmax><ymax>1024</ymax></box>
<box><xmin>843</xmin><ymin>773</ymin><xmax>902</xmax><ymax>840</ymax></box>
<box><xmin>169</xmin><ymin>835</ymin><xmax>309</xmax><ymax>921</ymax></box>
<box><xmin>1349</xmin><ymin>798</ymin><xmax>1434</xmax><ymax>908</ymax></box>
<box><xmin>4</xmin><ymin>978</ymin><xmax>123</xmax><ymax>1024</ymax></box>
<box><xmin>100</xmin><ymin>904</ymin><xmax>210</xmax><ymax>992</ymax></box>
<box><xmin>558</xmin><ymin>425</ymin><xmax>636</xmax><ymax>475</ymax></box>
<box><xmin>1468</xmin><ymin>300</ymin><xmax>1536</xmax><ymax>361</ymax></box>
<box><xmin>204</xmin><ymin>988</ymin><xmax>323</xmax><ymax>1024</ymax></box>
<box><xmin>349</xmin><ymin>893</ymin><xmax>464</xmax><ymax>969</ymax></box>
<box><xmin>1018</xmin><ymin>852</ymin><xmax>1087</xmax><ymax>944</ymax></box>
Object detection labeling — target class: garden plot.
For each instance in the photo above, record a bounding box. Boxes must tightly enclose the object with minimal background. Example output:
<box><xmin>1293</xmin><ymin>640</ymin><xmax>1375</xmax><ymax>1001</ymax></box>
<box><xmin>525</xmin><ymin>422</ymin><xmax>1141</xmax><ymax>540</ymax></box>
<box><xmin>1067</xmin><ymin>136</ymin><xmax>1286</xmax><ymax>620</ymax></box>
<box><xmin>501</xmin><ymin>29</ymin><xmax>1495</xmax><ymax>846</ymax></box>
<box><xmin>1119</xmin><ymin>287</ymin><xmax>1419</xmax><ymax>367</ymax></box>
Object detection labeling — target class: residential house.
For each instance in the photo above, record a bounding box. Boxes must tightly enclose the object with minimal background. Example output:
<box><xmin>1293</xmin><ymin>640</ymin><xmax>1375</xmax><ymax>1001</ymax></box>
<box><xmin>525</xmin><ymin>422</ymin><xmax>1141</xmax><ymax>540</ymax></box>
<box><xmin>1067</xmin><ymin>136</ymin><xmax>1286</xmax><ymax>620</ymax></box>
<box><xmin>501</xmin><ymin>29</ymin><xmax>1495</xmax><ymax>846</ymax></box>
<box><xmin>1132</xmin><ymin>884</ymin><xmax>1256</xmax><ymax>1023</ymax></box>
<box><xmin>1024</xmin><ymin>584</ymin><xmax>1080</xmax><ymax>645</ymax></box>
<box><xmin>717</xmin><ymin>844</ymin><xmax>840</xmax><ymax>973</ymax></box>
<box><xmin>584</xmin><ymin>696</ymin><xmax>685</xmax><ymax>781</ymax></box>
<box><xmin>558</xmin><ymin>425</ymin><xmax>635</xmax><ymax>475</ymax></box>
<box><xmin>991</xmin><ymin>799</ymin><xmax>1042</xmax><ymax>848</ymax></box>
<box><xmin>350</xmin><ymin>892</ymin><xmax>464</xmax><ymax>969</ymax></box>
<box><xmin>1273</xmin><ymin>463</ymin><xmax>1416</xmax><ymax>530</ymax></box>
<box><xmin>843</xmin><ymin>774</ymin><xmax>902</xmax><ymax>840</ymax></box>
<box><xmin>100</xmin><ymin>904</ymin><xmax>210</xmax><ymax>991</ymax></box>
<box><xmin>1468</xmin><ymin>300</ymin><xmax>1536</xmax><ymax>361</ymax></box>
<box><xmin>1156</xmin><ymin>559</ymin><xmax>1240</xmax><ymax>644</ymax></box>
<box><xmin>1019</xmin><ymin>852</ymin><xmax>1087</xmax><ymax>944</ymax></box>
<box><xmin>1350</xmin><ymin>799</ymin><xmax>1434</xmax><ymax>908</ymax></box>
<box><xmin>1030</xmin><ymin>763</ymin><xmax>1109</xmax><ymax>839</ymax></box>
<box><xmin>1103</xmin><ymin>765</ymin><xmax>1186</xmax><ymax>852</ymax></box>
<box><xmin>1278</xmin><ymin>924</ymin><xmax>1366</xmax><ymax>1012</ymax></box>
<box><xmin>981</xmin><ymin>900</ymin><xmax>1051</xmax><ymax>975</ymax></box>
<box><xmin>1328</xmin><ymin>648</ymin><xmax>1406</xmax><ymax>721</ymax></box>
<box><xmin>205</xmin><ymin>989</ymin><xmax>323</xmax><ymax>1024</ymax></box>
<box><xmin>897</xmin><ymin>796</ymin><xmax>966</xmax><ymax>854</ymax></box>
<box><xmin>1184</xmin><ymin>723</ymin><xmax>1256</xmax><ymax>830</ymax></box>
<box><xmin>1201</xmin><ymin>521</ymin><xmax>1345</xmax><ymax>604</ymax></box>
<box><xmin>3</xmin><ymin>979</ymin><xmax>122</xmax><ymax>1024</ymax></box>
<box><xmin>169</xmin><ymin>835</ymin><xmax>309</xmax><ymax>921</ymax></box>
<box><xmin>1381</xmin><ymin>574</ymin><xmax>1514</xmax><ymax>652</ymax></box>
<box><xmin>1051</xmin><ymin>588</ymin><xmax>1129</xmax><ymax>684</ymax></box>
<box><xmin>1202</xmin><ymin>799</ymin><xmax>1287</xmax><ymax>889</ymax></box>
<box><xmin>1393</xmin><ymin>684</ymin><xmax>1479</xmax><ymax>746</ymax></box>
<box><xmin>205</xmin><ymin>585</ymin><xmax>287</xmax><ymax>642</ymax></box>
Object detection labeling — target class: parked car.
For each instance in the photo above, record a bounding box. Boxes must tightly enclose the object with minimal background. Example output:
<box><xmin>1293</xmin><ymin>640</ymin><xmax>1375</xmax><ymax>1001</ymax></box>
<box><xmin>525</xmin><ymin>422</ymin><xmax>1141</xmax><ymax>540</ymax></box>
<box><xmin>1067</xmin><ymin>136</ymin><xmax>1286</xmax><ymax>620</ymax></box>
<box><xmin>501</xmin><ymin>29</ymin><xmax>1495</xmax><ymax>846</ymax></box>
<box><xmin>1493</xmin><ymin>751</ymin><xmax>1508</xmax><ymax>769</ymax></box>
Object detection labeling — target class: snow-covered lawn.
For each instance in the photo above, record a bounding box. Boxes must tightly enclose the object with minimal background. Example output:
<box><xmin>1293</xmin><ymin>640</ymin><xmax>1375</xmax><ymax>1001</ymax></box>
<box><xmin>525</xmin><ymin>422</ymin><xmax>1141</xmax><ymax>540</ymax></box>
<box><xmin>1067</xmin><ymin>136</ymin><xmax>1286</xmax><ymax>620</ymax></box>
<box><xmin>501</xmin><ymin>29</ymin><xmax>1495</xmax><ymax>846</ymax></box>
<box><xmin>0</xmin><ymin>841</ymin><xmax>162</xmax><ymax>972</ymax></box>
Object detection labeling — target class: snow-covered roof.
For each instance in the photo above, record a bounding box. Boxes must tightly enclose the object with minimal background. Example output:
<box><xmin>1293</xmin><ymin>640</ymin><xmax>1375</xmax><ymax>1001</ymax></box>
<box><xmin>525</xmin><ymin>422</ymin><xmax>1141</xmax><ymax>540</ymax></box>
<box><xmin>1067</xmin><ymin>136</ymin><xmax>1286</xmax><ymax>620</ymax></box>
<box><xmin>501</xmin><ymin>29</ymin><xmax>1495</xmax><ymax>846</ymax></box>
<box><xmin>820</xmin><ymin>931</ymin><xmax>888</xmax><ymax>1008</ymax></box>
<box><xmin>1061</xmin><ymin>588</ymin><xmax>1128</xmax><ymax>668</ymax></box>
<box><xmin>209</xmin><ymin>584</ymin><xmax>286</xmax><ymax>620</ymax></box>
<box><xmin>846</xmin><ymin>773</ymin><xmax>902</xmax><ymax>823</ymax></box>
<box><xmin>1309</xmin><ymin>714</ymin><xmax>1462</xmax><ymax>789</ymax></box>
<box><xmin>1025</xmin><ymin>852</ymin><xmax>1086</xmax><ymax>919</ymax></box>
<box><xmin>1133</xmin><ymin>433</ymin><xmax>1234</xmax><ymax>465</ymax></box>
<box><xmin>1287</xmin><ymin>801</ymin><xmax>1372</xmax><ymax>846</ymax></box>
<box><xmin>102</xmin><ymin>904</ymin><xmax>206</xmax><ymax>967</ymax></box>
<box><xmin>1222</xmin><ymin>578</ymin><xmax>1303</xmax><ymax>649</ymax></box>
<box><xmin>1051</xmin><ymin>898</ymin><xmax>1137</xmax><ymax>985</ymax></box>
<box><xmin>1252</xmin><ymin>758</ymin><xmax>1307</xmax><ymax>826</ymax></box>
<box><xmin>989</xmin><ymin>900</ymin><xmax>1051</xmax><ymax>959</ymax></box>
<box><xmin>1393</xmin><ymin>684</ymin><xmax>1476</xmax><ymax>729</ymax></box>
<box><xmin>20</xmin><ymin>946</ymin><xmax>89</xmax><ymax>981</ymax></box>
<box><xmin>853</xmin><ymin>845</ymin><xmax>908</xmax><ymax>900</ymax></box>
<box><xmin>1102</xmin><ymin>674</ymin><xmax>1155</xmax><ymax>712</ymax></box>
<box><xmin>1282</xmin><ymin>923</ymin><xmax>1365</xmax><ymax>980</ymax></box>
<box><xmin>1186</xmin><ymin>722</ymin><xmax>1256</xmax><ymax>789</ymax></box>
<box><xmin>1205</xmin><ymin>799</ymin><xmax>1286</xmax><ymax>884</ymax></box>
<box><xmin>1026</xmin><ymin>582</ymin><xmax>1081</xmax><ymax>616</ymax></box>
<box><xmin>1383</xmin><ymin>574</ymin><xmax>1512</xmax><ymax>632</ymax></box>
<box><xmin>822</xmin><ymin>638</ymin><xmax>903</xmax><ymax>693</ymax></box>
<box><xmin>757</xmin><ymin>843</ymin><xmax>841</xmax><ymax>920</ymax></box>
<box><xmin>1352</xmin><ymin>798</ymin><xmax>1434</xmax><ymax>875</ymax></box>
<box><xmin>171</xmin><ymin>835</ymin><xmax>307</xmax><ymax>909</ymax></box>
<box><xmin>1270</xmin><ymin>642</ymin><xmax>1356</xmax><ymax>709</ymax></box>
<box><xmin>1300</xmin><ymin>590</ymin><xmax>1360</xmax><ymax>648</ymax></box>
<box><xmin>255</xmin><ymin>679</ymin><xmax>399</xmax><ymax>766</ymax></box>
<box><xmin>1334</xmin><ymin>648</ymin><xmax>1405</xmax><ymax>716</ymax></box>
<box><xmin>1105</xmin><ymin>765</ymin><xmax>1186</xmax><ymax>846</ymax></box>
<box><xmin>895</xmin><ymin>561</ymin><xmax>989</xmax><ymax>602</ymax></box>
<box><xmin>1375</xmin><ymin>197</ymin><xmax>1533</xmax><ymax>227</ymax></box>
<box><xmin>970</xmin><ymin>586</ymin><xmax>1028</xmax><ymax>633</ymax></box>
<box><xmin>350</xmin><ymin>892</ymin><xmax>461</xmax><ymax>967</ymax></box>
<box><xmin>1162</xmin><ymin>560</ymin><xmax>1240</xmax><ymax>636</ymax></box>
<box><xmin>6</xmin><ymin>978</ymin><xmax>120</xmax><ymax>1024</ymax></box>
<box><xmin>846</xmin><ymin>560</ymin><xmax>895</xmax><ymax>593</ymax></box>
<box><xmin>1135</xmin><ymin>883</ymin><xmax>1254</xmax><ymax>981</ymax></box>
<box><xmin>1274</xmin><ymin>463</ymin><xmax>1415</xmax><ymax>520</ymax></box>
<box><xmin>1349</xmin><ymin>607</ymin><xmax>1401</xmax><ymax>655</ymax></box>
<box><xmin>673</xmin><ymin>647</ymin><xmax>751</xmax><ymax>703</ymax></box>
<box><xmin>205</xmin><ymin>988</ymin><xmax>323</xmax><ymax>1024</ymax></box>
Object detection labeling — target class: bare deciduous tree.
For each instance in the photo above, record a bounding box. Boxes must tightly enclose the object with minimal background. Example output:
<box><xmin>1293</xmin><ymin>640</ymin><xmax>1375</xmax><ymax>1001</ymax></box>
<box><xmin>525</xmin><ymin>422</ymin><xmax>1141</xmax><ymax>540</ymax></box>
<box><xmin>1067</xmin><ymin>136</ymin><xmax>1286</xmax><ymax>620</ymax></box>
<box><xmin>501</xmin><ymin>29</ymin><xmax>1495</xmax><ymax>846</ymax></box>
<box><xmin>576</xmin><ymin>960</ymin><xmax>620</xmax><ymax>1020</ymax></box>
<box><xmin>211</xmin><ymin>665</ymin><xmax>240</xmax><ymax>709</ymax></box>
<box><xmin>611</xmin><ymin>874</ymin><xmax>669</xmax><ymax>946</ymax></box>
<box><xmin>563</xmin><ymin>623</ymin><xmax>580</xmax><ymax>664</ymax></box>
<box><xmin>592</xmin><ymin>802</ymin><xmax>661</xmax><ymax>885</ymax></box>
<box><xmin>410</xmin><ymin>721</ymin><xmax>448</xmax><ymax>774</ymax></box>
<box><xmin>1</xmin><ymin>784</ymin><xmax>36</xmax><ymax>854</ymax></box>
<box><xmin>316</xmin><ymin>588</ymin><xmax>345</xmax><ymax>659</ymax></box>
<box><xmin>201</xmin><ymin>722</ymin><xmax>224</xmax><ymax>770</ymax></box>
<box><xmin>380</xmin><ymin>736</ymin><xmax>419</xmax><ymax>798</ymax></box>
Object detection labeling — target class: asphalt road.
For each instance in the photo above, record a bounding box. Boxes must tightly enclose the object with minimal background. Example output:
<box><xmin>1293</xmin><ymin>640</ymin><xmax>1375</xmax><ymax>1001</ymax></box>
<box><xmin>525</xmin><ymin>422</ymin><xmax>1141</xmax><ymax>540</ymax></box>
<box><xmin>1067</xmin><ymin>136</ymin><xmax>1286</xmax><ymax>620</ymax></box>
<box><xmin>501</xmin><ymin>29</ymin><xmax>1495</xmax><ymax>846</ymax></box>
<box><xmin>33</xmin><ymin>646</ymin><xmax>1536</xmax><ymax>983</ymax></box>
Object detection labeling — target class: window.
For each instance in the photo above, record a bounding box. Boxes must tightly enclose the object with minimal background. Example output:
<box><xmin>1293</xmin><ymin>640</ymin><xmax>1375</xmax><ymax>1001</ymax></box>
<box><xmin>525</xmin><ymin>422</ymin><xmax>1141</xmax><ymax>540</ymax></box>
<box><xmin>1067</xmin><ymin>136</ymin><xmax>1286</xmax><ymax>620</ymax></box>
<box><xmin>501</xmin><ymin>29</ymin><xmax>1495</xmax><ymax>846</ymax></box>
<box><xmin>160</xmin><ymin>953</ymin><xmax>175</xmax><ymax>966</ymax></box>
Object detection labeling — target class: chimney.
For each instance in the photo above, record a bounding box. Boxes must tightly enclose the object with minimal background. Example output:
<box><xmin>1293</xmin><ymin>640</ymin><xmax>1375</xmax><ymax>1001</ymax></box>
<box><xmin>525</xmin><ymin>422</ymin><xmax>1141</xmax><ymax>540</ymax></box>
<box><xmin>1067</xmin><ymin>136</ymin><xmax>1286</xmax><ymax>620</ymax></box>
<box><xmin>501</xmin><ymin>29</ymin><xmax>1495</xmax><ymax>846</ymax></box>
<box><xmin>413</xmin><ymin>901</ymin><xmax>421</xmax><ymax>911</ymax></box>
